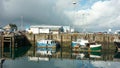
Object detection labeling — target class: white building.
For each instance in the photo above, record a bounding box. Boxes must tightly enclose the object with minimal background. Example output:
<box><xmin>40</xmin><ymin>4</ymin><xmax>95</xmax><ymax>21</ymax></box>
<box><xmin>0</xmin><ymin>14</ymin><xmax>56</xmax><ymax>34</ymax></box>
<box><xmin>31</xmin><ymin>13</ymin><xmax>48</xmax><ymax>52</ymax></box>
<box><xmin>115</xmin><ymin>30</ymin><xmax>120</xmax><ymax>34</ymax></box>
<box><xmin>27</xmin><ymin>25</ymin><xmax>74</xmax><ymax>34</ymax></box>
<box><xmin>62</xmin><ymin>26</ymin><xmax>74</xmax><ymax>33</ymax></box>
<box><xmin>28</xmin><ymin>25</ymin><xmax>61</xmax><ymax>34</ymax></box>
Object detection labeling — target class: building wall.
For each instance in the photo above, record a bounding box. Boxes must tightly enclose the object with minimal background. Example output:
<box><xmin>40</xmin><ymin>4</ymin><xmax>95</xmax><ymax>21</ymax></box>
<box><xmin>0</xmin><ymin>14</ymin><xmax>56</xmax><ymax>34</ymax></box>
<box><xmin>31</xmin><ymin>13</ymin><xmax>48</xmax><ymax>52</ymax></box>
<box><xmin>31</xmin><ymin>27</ymin><xmax>39</xmax><ymax>34</ymax></box>
<box><xmin>39</xmin><ymin>29</ymin><xmax>49</xmax><ymax>33</ymax></box>
<box><xmin>29</xmin><ymin>25</ymin><xmax>74</xmax><ymax>34</ymax></box>
<box><xmin>30</xmin><ymin>25</ymin><xmax>61</xmax><ymax>34</ymax></box>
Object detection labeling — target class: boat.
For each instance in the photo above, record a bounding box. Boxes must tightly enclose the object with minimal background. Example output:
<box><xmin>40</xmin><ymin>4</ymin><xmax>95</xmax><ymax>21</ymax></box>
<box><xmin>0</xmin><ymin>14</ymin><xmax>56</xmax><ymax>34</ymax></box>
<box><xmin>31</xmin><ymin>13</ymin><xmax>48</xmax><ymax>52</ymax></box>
<box><xmin>87</xmin><ymin>43</ymin><xmax>102</xmax><ymax>51</ymax></box>
<box><xmin>37</xmin><ymin>48</ymin><xmax>52</xmax><ymax>56</ymax></box>
<box><xmin>89</xmin><ymin>54</ymin><xmax>101</xmax><ymax>58</ymax></box>
<box><xmin>72</xmin><ymin>39</ymin><xmax>89</xmax><ymax>48</ymax></box>
<box><xmin>37</xmin><ymin>39</ymin><xmax>57</xmax><ymax>47</ymax></box>
<box><xmin>72</xmin><ymin>39</ymin><xmax>102</xmax><ymax>51</ymax></box>
<box><xmin>113</xmin><ymin>37</ymin><xmax>120</xmax><ymax>51</ymax></box>
<box><xmin>72</xmin><ymin>53</ymin><xmax>85</xmax><ymax>59</ymax></box>
<box><xmin>114</xmin><ymin>52</ymin><xmax>120</xmax><ymax>59</ymax></box>
<box><xmin>36</xmin><ymin>39</ymin><xmax>60</xmax><ymax>55</ymax></box>
<box><xmin>28</xmin><ymin>57</ymin><xmax>49</xmax><ymax>62</ymax></box>
<box><xmin>85</xmin><ymin>52</ymin><xmax>101</xmax><ymax>59</ymax></box>
<box><xmin>89</xmin><ymin>52</ymin><xmax>101</xmax><ymax>58</ymax></box>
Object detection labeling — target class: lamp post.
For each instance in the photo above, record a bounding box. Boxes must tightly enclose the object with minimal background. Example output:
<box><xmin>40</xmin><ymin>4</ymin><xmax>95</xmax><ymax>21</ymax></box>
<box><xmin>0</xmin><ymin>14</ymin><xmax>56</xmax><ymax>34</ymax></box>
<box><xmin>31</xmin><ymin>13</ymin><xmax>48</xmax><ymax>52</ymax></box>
<box><xmin>72</xmin><ymin>1</ymin><xmax>76</xmax><ymax>21</ymax></box>
<box><xmin>72</xmin><ymin>1</ymin><xmax>77</xmax><ymax>33</ymax></box>
<box><xmin>72</xmin><ymin>1</ymin><xmax>76</xmax><ymax>5</ymax></box>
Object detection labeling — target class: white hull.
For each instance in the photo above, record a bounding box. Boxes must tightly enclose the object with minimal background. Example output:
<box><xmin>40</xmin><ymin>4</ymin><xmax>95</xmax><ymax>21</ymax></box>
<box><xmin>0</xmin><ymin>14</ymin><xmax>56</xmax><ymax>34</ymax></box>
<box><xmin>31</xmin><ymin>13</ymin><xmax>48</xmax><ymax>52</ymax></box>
<box><xmin>37</xmin><ymin>50</ymin><xmax>52</xmax><ymax>55</ymax></box>
<box><xmin>90</xmin><ymin>44</ymin><xmax>101</xmax><ymax>48</ymax></box>
<box><xmin>72</xmin><ymin>39</ymin><xmax>89</xmax><ymax>47</ymax></box>
<box><xmin>28</xmin><ymin>57</ymin><xmax>49</xmax><ymax>61</ymax></box>
<box><xmin>90</xmin><ymin>55</ymin><xmax>101</xmax><ymax>58</ymax></box>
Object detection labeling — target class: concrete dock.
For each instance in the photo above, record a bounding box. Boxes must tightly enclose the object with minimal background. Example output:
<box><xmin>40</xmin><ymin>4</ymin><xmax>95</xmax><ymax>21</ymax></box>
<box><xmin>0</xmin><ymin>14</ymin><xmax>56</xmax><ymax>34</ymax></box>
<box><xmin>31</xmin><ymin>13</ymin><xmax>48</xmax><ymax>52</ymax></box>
<box><xmin>25</xmin><ymin>33</ymin><xmax>118</xmax><ymax>49</ymax></box>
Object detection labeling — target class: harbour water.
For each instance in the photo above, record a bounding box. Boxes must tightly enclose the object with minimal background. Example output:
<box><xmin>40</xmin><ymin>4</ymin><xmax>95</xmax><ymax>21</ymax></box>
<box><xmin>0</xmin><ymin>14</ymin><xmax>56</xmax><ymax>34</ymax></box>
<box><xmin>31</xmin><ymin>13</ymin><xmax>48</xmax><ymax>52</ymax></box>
<box><xmin>0</xmin><ymin>45</ymin><xmax>120</xmax><ymax>68</ymax></box>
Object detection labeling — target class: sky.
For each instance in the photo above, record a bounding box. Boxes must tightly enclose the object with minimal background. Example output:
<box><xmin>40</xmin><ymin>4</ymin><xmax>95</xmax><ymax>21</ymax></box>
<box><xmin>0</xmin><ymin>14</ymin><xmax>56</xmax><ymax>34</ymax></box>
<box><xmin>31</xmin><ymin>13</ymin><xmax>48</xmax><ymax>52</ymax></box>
<box><xmin>0</xmin><ymin>0</ymin><xmax>120</xmax><ymax>32</ymax></box>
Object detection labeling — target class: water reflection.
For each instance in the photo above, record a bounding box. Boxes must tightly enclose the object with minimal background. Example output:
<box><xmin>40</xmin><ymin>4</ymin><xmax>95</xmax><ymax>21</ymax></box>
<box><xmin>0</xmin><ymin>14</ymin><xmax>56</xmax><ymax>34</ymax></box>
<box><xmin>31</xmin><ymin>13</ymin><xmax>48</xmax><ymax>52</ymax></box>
<box><xmin>0</xmin><ymin>46</ymin><xmax>31</xmax><ymax>59</ymax></box>
<box><xmin>0</xmin><ymin>45</ymin><xmax>120</xmax><ymax>68</ymax></box>
<box><xmin>85</xmin><ymin>52</ymin><xmax>101</xmax><ymax>59</ymax></box>
<box><xmin>114</xmin><ymin>52</ymin><xmax>120</xmax><ymax>62</ymax></box>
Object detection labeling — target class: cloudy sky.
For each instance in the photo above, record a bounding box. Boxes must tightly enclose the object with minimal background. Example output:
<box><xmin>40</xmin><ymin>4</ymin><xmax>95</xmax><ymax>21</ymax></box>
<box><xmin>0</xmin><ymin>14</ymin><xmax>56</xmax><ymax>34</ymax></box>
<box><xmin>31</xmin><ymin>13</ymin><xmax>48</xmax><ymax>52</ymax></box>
<box><xmin>0</xmin><ymin>0</ymin><xmax>120</xmax><ymax>32</ymax></box>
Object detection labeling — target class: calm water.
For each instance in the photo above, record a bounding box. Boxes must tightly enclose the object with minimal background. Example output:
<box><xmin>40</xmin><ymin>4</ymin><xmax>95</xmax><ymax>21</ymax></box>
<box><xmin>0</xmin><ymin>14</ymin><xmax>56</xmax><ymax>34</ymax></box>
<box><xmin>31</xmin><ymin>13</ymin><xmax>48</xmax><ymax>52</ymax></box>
<box><xmin>0</xmin><ymin>46</ymin><xmax>120</xmax><ymax>68</ymax></box>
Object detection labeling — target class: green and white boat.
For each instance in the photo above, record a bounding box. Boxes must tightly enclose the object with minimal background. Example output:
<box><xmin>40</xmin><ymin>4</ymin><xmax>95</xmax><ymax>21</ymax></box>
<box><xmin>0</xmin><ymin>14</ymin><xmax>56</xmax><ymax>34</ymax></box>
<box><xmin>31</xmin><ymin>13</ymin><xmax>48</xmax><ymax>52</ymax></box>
<box><xmin>89</xmin><ymin>52</ymin><xmax>101</xmax><ymax>58</ymax></box>
<box><xmin>90</xmin><ymin>43</ymin><xmax>102</xmax><ymax>51</ymax></box>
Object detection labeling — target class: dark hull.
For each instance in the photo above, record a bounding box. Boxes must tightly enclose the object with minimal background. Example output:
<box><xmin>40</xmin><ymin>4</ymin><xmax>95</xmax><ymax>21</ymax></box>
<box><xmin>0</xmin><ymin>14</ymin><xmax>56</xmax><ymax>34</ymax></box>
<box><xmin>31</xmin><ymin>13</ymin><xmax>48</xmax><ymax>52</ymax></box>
<box><xmin>114</xmin><ymin>42</ymin><xmax>120</xmax><ymax>48</ymax></box>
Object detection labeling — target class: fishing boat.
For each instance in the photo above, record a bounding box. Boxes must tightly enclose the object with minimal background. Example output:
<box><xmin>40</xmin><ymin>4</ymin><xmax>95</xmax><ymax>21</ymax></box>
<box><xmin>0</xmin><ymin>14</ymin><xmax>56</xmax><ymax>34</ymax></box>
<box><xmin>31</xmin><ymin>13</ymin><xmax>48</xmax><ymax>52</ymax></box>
<box><xmin>72</xmin><ymin>39</ymin><xmax>102</xmax><ymax>51</ymax></box>
<box><xmin>72</xmin><ymin>39</ymin><xmax>89</xmax><ymax>48</ymax></box>
<box><xmin>28</xmin><ymin>57</ymin><xmax>49</xmax><ymax>61</ymax></box>
<box><xmin>36</xmin><ymin>39</ymin><xmax>60</xmax><ymax>55</ymax></box>
<box><xmin>114</xmin><ymin>37</ymin><xmax>120</xmax><ymax>51</ymax></box>
<box><xmin>72</xmin><ymin>53</ymin><xmax>85</xmax><ymax>59</ymax></box>
<box><xmin>88</xmin><ymin>43</ymin><xmax>102</xmax><ymax>51</ymax></box>
<box><xmin>89</xmin><ymin>52</ymin><xmax>101</xmax><ymax>58</ymax></box>
<box><xmin>36</xmin><ymin>47</ymin><xmax>55</xmax><ymax>56</ymax></box>
<box><xmin>37</xmin><ymin>39</ymin><xmax>57</xmax><ymax>47</ymax></box>
<box><xmin>85</xmin><ymin>52</ymin><xmax>101</xmax><ymax>59</ymax></box>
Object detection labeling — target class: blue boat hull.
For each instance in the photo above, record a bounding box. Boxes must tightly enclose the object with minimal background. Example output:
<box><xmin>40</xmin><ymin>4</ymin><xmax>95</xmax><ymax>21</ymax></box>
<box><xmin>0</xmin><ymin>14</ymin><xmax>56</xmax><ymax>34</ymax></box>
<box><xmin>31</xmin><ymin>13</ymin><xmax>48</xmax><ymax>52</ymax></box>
<box><xmin>36</xmin><ymin>41</ymin><xmax>61</xmax><ymax>53</ymax></box>
<box><xmin>72</xmin><ymin>42</ymin><xmax>78</xmax><ymax>47</ymax></box>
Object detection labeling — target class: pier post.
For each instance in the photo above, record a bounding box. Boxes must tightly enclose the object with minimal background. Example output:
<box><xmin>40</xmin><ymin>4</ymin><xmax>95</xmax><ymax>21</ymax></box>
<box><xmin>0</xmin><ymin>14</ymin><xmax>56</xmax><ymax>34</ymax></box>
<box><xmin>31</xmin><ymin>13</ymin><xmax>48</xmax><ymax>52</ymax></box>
<box><xmin>107</xmin><ymin>35</ymin><xmax>110</xmax><ymax>49</ymax></box>
<box><xmin>12</xmin><ymin>36</ymin><xmax>15</xmax><ymax>48</ymax></box>
<box><xmin>0</xmin><ymin>36</ymin><xmax>1</xmax><ymax>48</ymax></box>
<box><xmin>46</xmin><ymin>41</ymin><xmax>48</xmax><ymax>53</ymax></box>
<box><xmin>33</xmin><ymin>34</ymin><xmax>36</xmax><ymax>56</ymax></box>
<box><xmin>1</xmin><ymin>36</ymin><xmax>4</xmax><ymax>58</ymax></box>
<box><xmin>60</xmin><ymin>35</ymin><xmax>63</xmax><ymax>59</ymax></box>
<box><xmin>48</xmin><ymin>34</ymin><xmax>50</xmax><ymax>39</ymax></box>
<box><xmin>50</xmin><ymin>34</ymin><xmax>53</xmax><ymax>39</ymax></box>
<box><xmin>93</xmin><ymin>34</ymin><xmax>95</xmax><ymax>41</ymax></box>
<box><xmin>103</xmin><ymin>34</ymin><xmax>105</xmax><ymax>49</ymax></box>
<box><xmin>70</xmin><ymin>35</ymin><xmax>73</xmax><ymax>58</ymax></box>
<box><xmin>33</xmin><ymin>47</ymin><xmax>36</xmax><ymax>57</ymax></box>
<box><xmin>74</xmin><ymin>34</ymin><xmax>77</xmax><ymax>41</ymax></box>
<box><xmin>0</xmin><ymin>36</ymin><xmax>2</xmax><ymax>58</ymax></box>
<box><xmin>33</xmin><ymin>34</ymin><xmax>36</xmax><ymax>47</ymax></box>
<box><xmin>45</xmin><ymin>34</ymin><xmax>47</xmax><ymax>39</ymax></box>
<box><xmin>11</xmin><ymin>36</ymin><xmax>15</xmax><ymax>59</ymax></box>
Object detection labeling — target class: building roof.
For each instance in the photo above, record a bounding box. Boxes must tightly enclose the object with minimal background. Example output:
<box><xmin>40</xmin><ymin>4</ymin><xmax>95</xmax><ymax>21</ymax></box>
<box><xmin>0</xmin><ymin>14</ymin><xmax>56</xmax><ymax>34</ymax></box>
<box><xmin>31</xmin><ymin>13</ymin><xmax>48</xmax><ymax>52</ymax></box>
<box><xmin>30</xmin><ymin>25</ymin><xmax>62</xmax><ymax>28</ymax></box>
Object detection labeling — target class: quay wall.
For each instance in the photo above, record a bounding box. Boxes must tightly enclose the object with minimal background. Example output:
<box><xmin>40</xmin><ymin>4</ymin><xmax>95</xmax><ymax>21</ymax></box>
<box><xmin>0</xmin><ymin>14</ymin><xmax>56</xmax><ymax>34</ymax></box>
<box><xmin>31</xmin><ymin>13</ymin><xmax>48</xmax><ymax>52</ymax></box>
<box><xmin>25</xmin><ymin>33</ymin><xmax>119</xmax><ymax>50</ymax></box>
<box><xmin>25</xmin><ymin>33</ymin><xmax>118</xmax><ymax>43</ymax></box>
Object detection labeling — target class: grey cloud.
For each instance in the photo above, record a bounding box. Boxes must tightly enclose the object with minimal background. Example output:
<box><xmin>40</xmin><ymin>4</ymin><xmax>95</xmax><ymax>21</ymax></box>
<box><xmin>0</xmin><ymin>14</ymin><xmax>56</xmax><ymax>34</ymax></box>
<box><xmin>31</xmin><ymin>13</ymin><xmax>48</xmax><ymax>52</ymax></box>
<box><xmin>1</xmin><ymin>0</ymin><xmax>119</xmax><ymax>32</ymax></box>
<box><xmin>0</xmin><ymin>0</ymin><xmax>4</xmax><ymax>18</ymax></box>
<box><xmin>0</xmin><ymin>0</ymin><xmax>71</xmax><ymax>27</ymax></box>
<box><xmin>73</xmin><ymin>0</ymin><xmax>120</xmax><ymax>32</ymax></box>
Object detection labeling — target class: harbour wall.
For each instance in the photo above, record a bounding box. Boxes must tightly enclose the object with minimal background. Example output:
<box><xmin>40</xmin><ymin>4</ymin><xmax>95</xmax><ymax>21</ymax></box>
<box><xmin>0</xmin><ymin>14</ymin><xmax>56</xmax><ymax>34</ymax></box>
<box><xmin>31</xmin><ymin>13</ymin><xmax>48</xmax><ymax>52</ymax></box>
<box><xmin>25</xmin><ymin>33</ymin><xmax>120</xmax><ymax>50</ymax></box>
<box><xmin>25</xmin><ymin>33</ymin><xmax>117</xmax><ymax>43</ymax></box>
<box><xmin>0</xmin><ymin>33</ymin><xmax>116</xmax><ymax>49</ymax></box>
